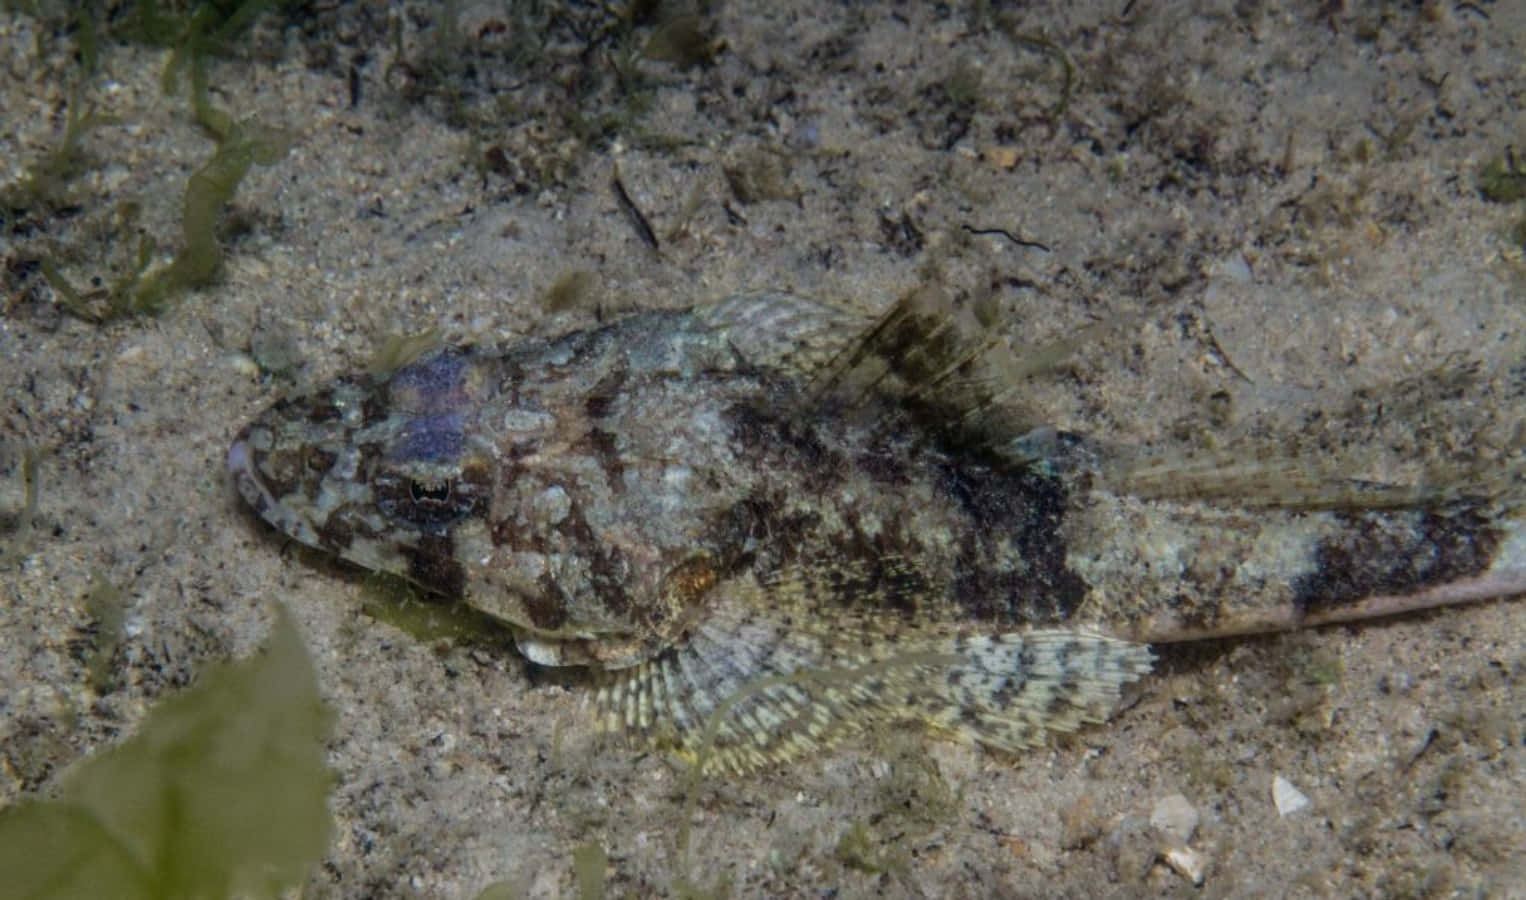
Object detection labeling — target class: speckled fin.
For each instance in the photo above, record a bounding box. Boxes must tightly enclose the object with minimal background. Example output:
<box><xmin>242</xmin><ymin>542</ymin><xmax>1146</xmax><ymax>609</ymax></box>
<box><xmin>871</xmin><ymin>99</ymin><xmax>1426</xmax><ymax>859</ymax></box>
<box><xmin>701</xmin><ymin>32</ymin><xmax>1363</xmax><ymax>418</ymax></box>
<box><xmin>594</xmin><ymin>573</ymin><xmax>1152</xmax><ymax>774</ymax></box>
<box><xmin>700</xmin><ymin>288</ymin><xmax>1085</xmax><ymax>452</ymax></box>
<box><xmin>696</xmin><ymin>292</ymin><xmax>870</xmax><ymax>378</ymax></box>
<box><xmin>796</xmin><ymin>286</ymin><xmax>1070</xmax><ymax>451</ymax></box>
<box><xmin>1105</xmin><ymin>447</ymin><xmax>1501</xmax><ymax>511</ymax></box>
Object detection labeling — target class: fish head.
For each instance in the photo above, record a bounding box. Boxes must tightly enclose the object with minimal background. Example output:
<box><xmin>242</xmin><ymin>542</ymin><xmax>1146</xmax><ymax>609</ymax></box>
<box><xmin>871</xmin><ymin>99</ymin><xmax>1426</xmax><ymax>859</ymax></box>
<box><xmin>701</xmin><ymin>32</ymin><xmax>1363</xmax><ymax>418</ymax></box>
<box><xmin>230</xmin><ymin>341</ymin><xmax>721</xmax><ymax>671</ymax></box>
<box><xmin>228</xmin><ymin>347</ymin><xmax>496</xmax><ymax>596</ymax></box>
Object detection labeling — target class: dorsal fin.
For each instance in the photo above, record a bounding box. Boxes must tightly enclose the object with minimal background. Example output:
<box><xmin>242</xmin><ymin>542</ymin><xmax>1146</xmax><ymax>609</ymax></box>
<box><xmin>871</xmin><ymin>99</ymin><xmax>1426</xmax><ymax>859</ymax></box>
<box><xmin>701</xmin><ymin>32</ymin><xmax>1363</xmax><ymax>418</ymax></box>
<box><xmin>1104</xmin><ymin>445</ymin><xmax>1509</xmax><ymax>510</ymax></box>
<box><xmin>696</xmin><ymin>292</ymin><xmax>869</xmax><ymax>379</ymax></box>
<box><xmin>1102</xmin><ymin>362</ymin><xmax>1526</xmax><ymax>512</ymax></box>
<box><xmin>698</xmin><ymin>288</ymin><xmax>1121</xmax><ymax>463</ymax></box>
<box><xmin>802</xmin><ymin>287</ymin><xmax>1072</xmax><ymax>454</ymax></box>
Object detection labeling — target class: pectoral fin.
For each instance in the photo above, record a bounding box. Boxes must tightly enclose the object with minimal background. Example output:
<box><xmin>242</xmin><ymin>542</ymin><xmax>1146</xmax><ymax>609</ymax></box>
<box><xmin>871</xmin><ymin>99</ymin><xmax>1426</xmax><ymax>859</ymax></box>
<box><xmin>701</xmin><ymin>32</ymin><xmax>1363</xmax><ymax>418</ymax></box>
<box><xmin>594</xmin><ymin>585</ymin><xmax>1151</xmax><ymax>774</ymax></box>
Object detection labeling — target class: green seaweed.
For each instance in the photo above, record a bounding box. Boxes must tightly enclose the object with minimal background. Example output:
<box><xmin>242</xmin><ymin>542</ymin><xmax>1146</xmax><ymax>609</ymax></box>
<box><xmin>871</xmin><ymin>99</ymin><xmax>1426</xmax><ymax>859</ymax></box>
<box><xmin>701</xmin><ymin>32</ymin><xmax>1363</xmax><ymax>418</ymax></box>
<box><xmin>40</xmin><ymin>230</ymin><xmax>156</xmax><ymax>323</ymax></box>
<box><xmin>994</xmin><ymin>21</ymin><xmax>1076</xmax><ymax>124</ymax></box>
<box><xmin>110</xmin><ymin>0</ymin><xmax>290</xmax><ymax>92</ymax></box>
<box><xmin>1511</xmin><ymin>214</ymin><xmax>1526</xmax><ymax>252</ymax></box>
<box><xmin>130</xmin><ymin>118</ymin><xmax>292</xmax><ymax>312</ymax></box>
<box><xmin>642</xmin><ymin>14</ymin><xmax>723</xmax><ymax>69</ymax></box>
<box><xmin>81</xmin><ymin>575</ymin><xmax>128</xmax><ymax>695</ymax></box>
<box><xmin>572</xmin><ymin>841</ymin><xmax>609</xmax><ymax>900</ymax></box>
<box><xmin>0</xmin><ymin>443</ymin><xmax>43</xmax><ymax>566</ymax></box>
<box><xmin>1478</xmin><ymin>153</ymin><xmax>1526</xmax><ymax>204</ymax></box>
<box><xmin>541</xmin><ymin>269</ymin><xmax>598</xmax><ymax>313</ymax></box>
<box><xmin>0</xmin><ymin>606</ymin><xmax>333</xmax><ymax>899</ymax></box>
<box><xmin>834</xmin><ymin>820</ymin><xmax>908</xmax><ymax>876</ymax></box>
<box><xmin>9</xmin><ymin>0</ymin><xmax>296</xmax><ymax>323</ymax></box>
<box><xmin>8</xmin><ymin>88</ymin><xmax>116</xmax><ymax>208</ymax></box>
<box><xmin>365</xmin><ymin>331</ymin><xmax>446</xmax><ymax>379</ymax></box>
<box><xmin>359</xmin><ymin>570</ymin><xmax>510</xmax><ymax>645</ymax></box>
<box><xmin>383</xmin><ymin>2</ymin><xmax>671</xmax><ymax>194</ymax></box>
<box><xmin>44</xmin><ymin>110</ymin><xmax>290</xmax><ymax>322</ymax></box>
<box><xmin>473</xmin><ymin>883</ymin><xmax>526</xmax><ymax>900</ymax></box>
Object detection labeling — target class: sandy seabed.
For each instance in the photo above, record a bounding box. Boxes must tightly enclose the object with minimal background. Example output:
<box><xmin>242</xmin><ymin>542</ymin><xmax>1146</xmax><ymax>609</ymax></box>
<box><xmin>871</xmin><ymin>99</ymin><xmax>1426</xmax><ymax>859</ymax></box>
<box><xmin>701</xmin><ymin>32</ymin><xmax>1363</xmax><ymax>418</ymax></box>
<box><xmin>2</xmin><ymin>3</ymin><xmax>1522</xmax><ymax>897</ymax></box>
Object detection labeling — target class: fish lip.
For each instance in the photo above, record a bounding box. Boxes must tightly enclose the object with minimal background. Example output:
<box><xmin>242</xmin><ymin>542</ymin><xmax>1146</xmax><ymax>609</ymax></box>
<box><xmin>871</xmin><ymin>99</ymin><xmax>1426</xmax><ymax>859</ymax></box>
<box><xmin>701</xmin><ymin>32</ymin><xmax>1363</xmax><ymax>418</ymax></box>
<box><xmin>227</xmin><ymin>434</ymin><xmax>266</xmax><ymax>512</ymax></box>
<box><xmin>227</xmin><ymin>430</ymin><xmax>323</xmax><ymax>548</ymax></box>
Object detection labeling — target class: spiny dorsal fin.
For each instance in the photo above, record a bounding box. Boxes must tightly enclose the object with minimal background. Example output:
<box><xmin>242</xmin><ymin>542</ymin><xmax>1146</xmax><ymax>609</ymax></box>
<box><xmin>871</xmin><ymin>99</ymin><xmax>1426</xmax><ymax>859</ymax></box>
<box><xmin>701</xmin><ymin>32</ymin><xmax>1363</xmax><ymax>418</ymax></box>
<box><xmin>798</xmin><ymin>287</ymin><xmax>1126</xmax><ymax>457</ymax></box>
<box><xmin>697</xmin><ymin>288</ymin><xmax>1122</xmax><ymax>460</ymax></box>
<box><xmin>791</xmin><ymin>289</ymin><xmax>999</xmax><ymax>446</ymax></box>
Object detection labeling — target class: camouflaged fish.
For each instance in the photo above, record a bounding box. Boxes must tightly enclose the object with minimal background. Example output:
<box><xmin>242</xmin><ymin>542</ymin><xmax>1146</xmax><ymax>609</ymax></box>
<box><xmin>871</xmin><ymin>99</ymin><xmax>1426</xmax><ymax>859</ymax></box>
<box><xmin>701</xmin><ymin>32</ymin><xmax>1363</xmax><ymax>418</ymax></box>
<box><xmin>228</xmin><ymin>291</ymin><xmax>1526</xmax><ymax>773</ymax></box>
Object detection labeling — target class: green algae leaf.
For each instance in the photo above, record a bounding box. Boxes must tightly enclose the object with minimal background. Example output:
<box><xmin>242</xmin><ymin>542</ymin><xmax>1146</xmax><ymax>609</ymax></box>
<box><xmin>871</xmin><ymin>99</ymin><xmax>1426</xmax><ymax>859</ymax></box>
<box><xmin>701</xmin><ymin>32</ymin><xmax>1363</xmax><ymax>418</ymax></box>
<box><xmin>0</xmin><ymin>606</ymin><xmax>334</xmax><ymax>900</ymax></box>
<box><xmin>129</xmin><ymin>118</ymin><xmax>294</xmax><ymax>314</ymax></box>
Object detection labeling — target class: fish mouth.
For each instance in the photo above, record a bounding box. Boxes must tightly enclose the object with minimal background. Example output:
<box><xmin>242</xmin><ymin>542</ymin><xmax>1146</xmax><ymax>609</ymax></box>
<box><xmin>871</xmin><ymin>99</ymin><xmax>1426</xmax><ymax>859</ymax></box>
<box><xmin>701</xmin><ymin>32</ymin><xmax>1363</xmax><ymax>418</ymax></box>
<box><xmin>226</xmin><ymin>434</ymin><xmax>261</xmax><ymax>506</ymax></box>
<box><xmin>228</xmin><ymin>417</ymin><xmax>433</xmax><ymax>587</ymax></box>
<box><xmin>227</xmin><ymin>428</ymin><xmax>325</xmax><ymax>549</ymax></box>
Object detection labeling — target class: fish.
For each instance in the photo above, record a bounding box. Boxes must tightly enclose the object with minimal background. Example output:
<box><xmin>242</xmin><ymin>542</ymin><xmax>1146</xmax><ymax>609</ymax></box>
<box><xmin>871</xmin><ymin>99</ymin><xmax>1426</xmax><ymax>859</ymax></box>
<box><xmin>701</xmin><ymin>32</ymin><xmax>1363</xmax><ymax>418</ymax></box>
<box><xmin>227</xmin><ymin>290</ymin><xmax>1525</xmax><ymax>773</ymax></box>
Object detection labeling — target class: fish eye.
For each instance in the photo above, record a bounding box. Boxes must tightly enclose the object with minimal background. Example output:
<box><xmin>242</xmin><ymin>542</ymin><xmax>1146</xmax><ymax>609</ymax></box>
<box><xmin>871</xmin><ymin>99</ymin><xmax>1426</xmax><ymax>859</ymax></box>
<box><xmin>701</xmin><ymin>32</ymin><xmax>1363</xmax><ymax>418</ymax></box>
<box><xmin>303</xmin><ymin>446</ymin><xmax>337</xmax><ymax>473</ymax></box>
<box><xmin>409</xmin><ymin>479</ymin><xmax>453</xmax><ymax>503</ymax></box>
<box><xmin>375</xmin><ymin>466</ymin><xmax>488</xmax><ymax>531</ymax></box>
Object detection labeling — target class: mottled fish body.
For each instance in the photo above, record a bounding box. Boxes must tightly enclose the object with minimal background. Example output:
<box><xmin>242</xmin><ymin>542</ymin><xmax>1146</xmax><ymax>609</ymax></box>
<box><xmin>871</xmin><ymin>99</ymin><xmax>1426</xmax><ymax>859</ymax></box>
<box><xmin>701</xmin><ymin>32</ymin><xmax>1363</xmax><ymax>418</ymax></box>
<box><xmin>229</xmin><ymin>292</ymin><xmax>1523</xmax><ymax>771</ymax></box>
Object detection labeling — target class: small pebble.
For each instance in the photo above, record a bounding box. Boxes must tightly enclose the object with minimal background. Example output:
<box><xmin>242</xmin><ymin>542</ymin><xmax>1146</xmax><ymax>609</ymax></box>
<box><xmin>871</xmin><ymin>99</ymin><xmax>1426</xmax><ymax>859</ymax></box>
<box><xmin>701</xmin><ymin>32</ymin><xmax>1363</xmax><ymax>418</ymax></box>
<box><xmin>1273</xmin><ymin>774</ymin><xmax>1310</xmax><ymax>816</ymax></box>
<box><xmin>1163</xmin><ymin>845</ymin><xmax>1207</xmax><ymax>885</ymax></box>
<box><xmin>1150</xmin><ymin>792</ymin><xmax>1199</xmax><ymax>844</ymax></box>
